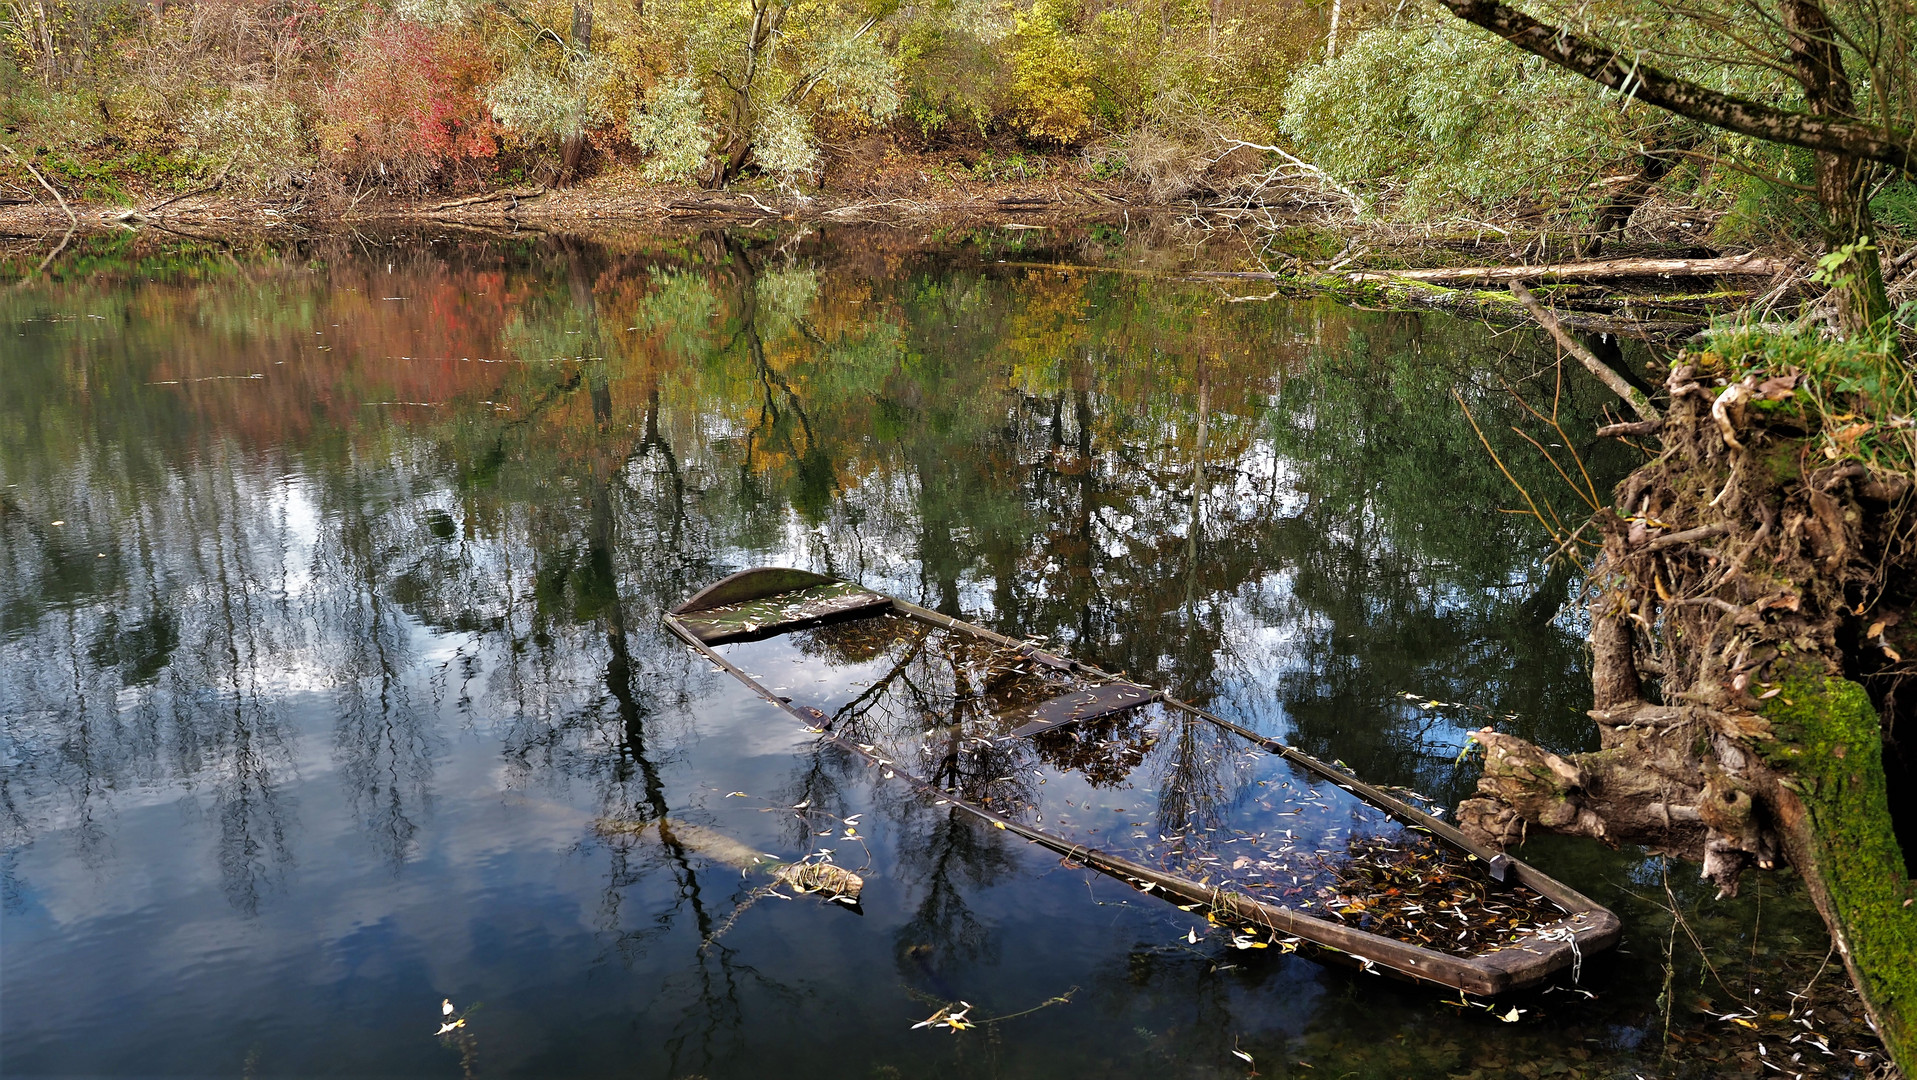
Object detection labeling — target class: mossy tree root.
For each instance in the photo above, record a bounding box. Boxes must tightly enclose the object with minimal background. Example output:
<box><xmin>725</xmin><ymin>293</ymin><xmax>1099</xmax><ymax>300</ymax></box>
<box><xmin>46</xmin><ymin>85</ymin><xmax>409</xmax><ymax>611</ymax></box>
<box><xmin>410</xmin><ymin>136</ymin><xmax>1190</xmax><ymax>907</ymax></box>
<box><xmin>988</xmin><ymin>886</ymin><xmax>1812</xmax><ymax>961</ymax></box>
<box><xmin>1454</xmin><ymin>358</ymin><xmax>1917</xmax><ymax>1071</ymax></box>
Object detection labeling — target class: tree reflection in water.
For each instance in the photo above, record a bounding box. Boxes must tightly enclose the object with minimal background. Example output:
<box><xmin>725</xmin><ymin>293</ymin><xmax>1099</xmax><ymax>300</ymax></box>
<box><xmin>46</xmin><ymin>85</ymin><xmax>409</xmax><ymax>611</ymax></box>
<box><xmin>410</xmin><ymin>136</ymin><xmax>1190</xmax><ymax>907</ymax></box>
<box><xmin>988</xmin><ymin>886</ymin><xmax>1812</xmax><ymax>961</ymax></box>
<box><xmin>0</xmin><ymin>226</ymin><xmax>1665</xmax><ymax>1078</ymax></box>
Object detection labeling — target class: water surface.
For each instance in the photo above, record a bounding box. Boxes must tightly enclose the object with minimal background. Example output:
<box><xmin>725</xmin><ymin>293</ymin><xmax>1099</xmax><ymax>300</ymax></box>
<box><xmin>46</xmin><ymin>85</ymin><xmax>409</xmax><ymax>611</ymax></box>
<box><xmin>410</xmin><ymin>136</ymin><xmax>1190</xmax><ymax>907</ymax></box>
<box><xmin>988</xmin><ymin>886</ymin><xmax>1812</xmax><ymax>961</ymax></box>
<box><xmin>0</xmin><ymin>227</ymin><xmax>1856</xmax><ymax>1078</ymax></box>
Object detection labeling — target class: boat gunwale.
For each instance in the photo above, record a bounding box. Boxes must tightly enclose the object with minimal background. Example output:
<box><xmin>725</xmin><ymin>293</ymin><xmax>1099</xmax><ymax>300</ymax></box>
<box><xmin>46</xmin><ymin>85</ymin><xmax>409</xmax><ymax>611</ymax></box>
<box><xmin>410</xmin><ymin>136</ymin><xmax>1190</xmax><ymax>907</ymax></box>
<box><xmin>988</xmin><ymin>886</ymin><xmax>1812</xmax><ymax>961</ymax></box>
<box><xmin>667</xmin><ymin>567</ymin><xmax>1621</xmax><ymax>995</ymax></box>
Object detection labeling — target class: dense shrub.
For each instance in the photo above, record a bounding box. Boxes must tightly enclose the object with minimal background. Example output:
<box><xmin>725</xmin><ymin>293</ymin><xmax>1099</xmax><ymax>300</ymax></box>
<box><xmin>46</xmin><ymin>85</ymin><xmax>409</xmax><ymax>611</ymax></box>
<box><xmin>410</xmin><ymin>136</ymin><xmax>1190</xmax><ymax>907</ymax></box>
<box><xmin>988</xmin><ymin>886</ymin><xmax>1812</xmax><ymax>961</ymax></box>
<box><xmin>316</xmin><ymin>20</ymin><xmax>498</xmax><ymax>191</ymax></box>
<box><xmin>485</xmin><ymin>53</ymin><xmax>613</xmax><ymax>146</ymax></box>
<box><xmin>1280</xmin><ymin>16</ymin><xmax>1664</xmax><ymax>216</ymax></box>
<box><xmin>629</xmin><ymin>75</ymin><xmax>712</xmax><ymax>181</ymax></box>
<box><xmin>184</xmin><ymin>87</ymin><xmax>310</xmax><ymax>193</ymax></box>
<box><xmin>1007</xmin><ymin>0</ymin><xmax>1094</xmax><ymax>144</ymax></box>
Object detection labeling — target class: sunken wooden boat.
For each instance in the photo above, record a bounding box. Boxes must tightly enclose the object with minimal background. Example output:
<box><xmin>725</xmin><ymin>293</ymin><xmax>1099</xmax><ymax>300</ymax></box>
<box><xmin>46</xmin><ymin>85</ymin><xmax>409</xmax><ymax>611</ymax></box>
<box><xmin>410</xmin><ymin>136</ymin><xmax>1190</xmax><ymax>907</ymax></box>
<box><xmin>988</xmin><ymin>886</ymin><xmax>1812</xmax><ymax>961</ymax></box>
<box><xmin>665</xmin><ymin>567</ymin><xmax>1620</xmax><ymax>995</ymax></box>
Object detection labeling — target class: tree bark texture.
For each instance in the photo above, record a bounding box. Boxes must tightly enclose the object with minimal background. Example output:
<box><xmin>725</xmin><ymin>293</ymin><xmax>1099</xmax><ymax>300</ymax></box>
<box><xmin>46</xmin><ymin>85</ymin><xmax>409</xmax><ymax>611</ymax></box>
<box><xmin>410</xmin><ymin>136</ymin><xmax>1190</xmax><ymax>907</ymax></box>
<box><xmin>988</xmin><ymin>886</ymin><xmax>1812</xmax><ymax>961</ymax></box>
<box><xmin>1432</xmin><ymin>0</ymin><xmax>1914</xmax><ymax>173</ymax></box>
<box><xmin>558</xmin><ymin>0</ymin><xmax>595</xmax><ymax>187</ymax></box>
<box><xmin>1455</xmin><ymin>363</ymin><xmax>1917</xmax><ymax>1072</ymax></box>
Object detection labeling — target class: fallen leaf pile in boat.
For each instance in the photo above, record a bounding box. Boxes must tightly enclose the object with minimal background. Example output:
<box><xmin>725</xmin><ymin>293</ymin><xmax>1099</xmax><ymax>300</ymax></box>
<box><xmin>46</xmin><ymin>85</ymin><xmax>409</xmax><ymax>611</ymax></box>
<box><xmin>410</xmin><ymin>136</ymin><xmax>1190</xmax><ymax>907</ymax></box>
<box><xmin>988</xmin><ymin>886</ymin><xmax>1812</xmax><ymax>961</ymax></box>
<box><xmin>1313</xmin><ymin>833</ymin><xmax>1566</xmax><ymax>956</ymax></box>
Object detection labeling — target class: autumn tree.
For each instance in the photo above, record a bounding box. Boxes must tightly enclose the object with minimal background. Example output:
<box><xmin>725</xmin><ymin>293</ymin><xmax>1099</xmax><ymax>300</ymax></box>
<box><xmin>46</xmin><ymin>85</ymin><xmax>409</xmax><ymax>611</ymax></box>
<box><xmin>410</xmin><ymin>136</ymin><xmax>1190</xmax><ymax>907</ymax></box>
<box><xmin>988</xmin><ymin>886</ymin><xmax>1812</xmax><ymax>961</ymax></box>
<box><xmin>625</xmin><ymin>0</ymin><xmax>898</xmax><ymax>186</ymax></box>
<box><xmin>1430</xmin><ymin>0</ymin><xmax>1914</xmax><ymax>335</ymax></box>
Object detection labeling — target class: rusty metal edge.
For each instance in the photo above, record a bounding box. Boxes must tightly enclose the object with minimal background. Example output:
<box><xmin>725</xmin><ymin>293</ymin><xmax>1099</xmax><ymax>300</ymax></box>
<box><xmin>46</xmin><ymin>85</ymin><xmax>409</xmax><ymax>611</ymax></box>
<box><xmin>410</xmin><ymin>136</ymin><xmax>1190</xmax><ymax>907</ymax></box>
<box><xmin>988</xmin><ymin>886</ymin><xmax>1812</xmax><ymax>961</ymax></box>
<box><xmin>665</xmin><ymin>571</ymin><xmax>1620</xmax><ymax>995</ymax></box>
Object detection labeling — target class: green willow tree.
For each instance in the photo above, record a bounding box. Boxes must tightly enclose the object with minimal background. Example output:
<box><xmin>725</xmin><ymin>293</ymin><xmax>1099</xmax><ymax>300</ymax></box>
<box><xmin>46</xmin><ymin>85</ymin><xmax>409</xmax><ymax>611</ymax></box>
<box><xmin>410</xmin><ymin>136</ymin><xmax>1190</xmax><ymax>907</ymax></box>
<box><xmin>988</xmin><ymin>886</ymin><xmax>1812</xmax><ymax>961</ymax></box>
<box><xmin>1431</xmin><ymin>0</ymin><xmax>1914</xmax><ymax>336</ymax></box>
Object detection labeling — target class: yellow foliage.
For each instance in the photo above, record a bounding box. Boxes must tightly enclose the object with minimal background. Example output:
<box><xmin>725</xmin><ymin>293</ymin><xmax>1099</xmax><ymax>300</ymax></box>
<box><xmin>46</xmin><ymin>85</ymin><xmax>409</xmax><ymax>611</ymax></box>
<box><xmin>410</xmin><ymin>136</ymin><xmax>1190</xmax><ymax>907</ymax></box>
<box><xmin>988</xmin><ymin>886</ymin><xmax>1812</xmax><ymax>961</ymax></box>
<box><xmin>1009</xmin><ymin>0</ymin><xmax>1093</xmax><ymax>144</ymax></box>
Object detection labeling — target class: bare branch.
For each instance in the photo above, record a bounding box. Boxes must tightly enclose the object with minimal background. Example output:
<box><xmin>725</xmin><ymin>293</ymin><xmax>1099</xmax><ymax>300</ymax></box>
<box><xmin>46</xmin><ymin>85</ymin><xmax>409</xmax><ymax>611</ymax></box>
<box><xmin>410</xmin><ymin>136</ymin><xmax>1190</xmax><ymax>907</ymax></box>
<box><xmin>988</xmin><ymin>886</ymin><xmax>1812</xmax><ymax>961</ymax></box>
<box><xmin>1510</xmin><ymin>281</ymin><xmax>1661</xmax><ymax>422</ymax></box>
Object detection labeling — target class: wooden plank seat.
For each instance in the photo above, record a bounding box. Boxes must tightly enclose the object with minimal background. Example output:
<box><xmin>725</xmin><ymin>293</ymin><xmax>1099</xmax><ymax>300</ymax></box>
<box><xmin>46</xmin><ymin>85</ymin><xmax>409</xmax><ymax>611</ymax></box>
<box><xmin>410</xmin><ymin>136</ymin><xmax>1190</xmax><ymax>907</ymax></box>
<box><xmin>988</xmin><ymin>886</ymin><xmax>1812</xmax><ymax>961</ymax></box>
<box><xmin>1007</xmin><ymin>681</ymin><xmax>1157</xmax><ymax>737</ymax></box>
<box><xmin>673</xmin><ymin>579</ymin><xmax>894</xmax><ymax>644</ymax></box>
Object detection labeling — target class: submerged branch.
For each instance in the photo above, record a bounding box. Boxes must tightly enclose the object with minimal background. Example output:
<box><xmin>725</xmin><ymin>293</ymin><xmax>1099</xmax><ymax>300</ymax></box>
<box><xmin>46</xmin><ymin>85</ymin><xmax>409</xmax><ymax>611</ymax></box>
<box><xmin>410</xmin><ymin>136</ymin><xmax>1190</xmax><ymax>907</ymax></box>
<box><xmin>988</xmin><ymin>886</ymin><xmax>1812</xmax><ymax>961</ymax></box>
<box><xmin>1509</xmin><ymin>281</ymin><xmax>1660</xmax><ymax>422</ymax></box>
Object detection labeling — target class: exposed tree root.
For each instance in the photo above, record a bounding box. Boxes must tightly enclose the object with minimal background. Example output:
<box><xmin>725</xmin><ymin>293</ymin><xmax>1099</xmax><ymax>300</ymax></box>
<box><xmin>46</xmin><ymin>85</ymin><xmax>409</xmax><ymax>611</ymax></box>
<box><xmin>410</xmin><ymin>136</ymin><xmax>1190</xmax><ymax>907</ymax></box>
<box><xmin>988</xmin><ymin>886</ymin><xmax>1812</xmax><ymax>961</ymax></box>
<box><xmin>1455</xmin><ymin>357</ymin><xmax>1917</xmax><ymax>1069</ymax></box>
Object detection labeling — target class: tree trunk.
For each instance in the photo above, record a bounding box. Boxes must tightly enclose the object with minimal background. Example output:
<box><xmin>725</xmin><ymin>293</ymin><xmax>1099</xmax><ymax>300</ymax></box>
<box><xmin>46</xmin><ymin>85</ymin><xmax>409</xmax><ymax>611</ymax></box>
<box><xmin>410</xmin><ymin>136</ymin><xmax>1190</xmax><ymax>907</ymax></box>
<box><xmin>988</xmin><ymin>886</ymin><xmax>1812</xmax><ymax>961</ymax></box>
<box><xmin>709</xmin><ymin>0</ymin><xmax>785</xmax><ymax>188</ymax></box>
<box><xmin>1580</xmin><ymin>134</ymin><xmax>1698</xmax><ymax>257</ymax></box>
<box><xmin>558</xmin><ymin>0</ymin><xmax>594</xmax><ymax>187</ymax></box>
<box><xmin>1780</xmin><ymin>0</ymin><xmax>1892</xmax><ymax>335</ymax></box>
<box><xmin>30</xmin><ymin>0</ymin><xmax>56</xmax><ymax>84</ymax></box>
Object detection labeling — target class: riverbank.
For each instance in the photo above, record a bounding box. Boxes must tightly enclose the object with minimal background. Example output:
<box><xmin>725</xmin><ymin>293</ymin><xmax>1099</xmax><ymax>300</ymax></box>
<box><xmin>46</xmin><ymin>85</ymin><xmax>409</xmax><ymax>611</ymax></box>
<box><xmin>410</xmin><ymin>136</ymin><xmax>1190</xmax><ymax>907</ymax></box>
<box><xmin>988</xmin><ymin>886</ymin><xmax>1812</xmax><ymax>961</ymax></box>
<box><xmin>0</xmin><ymin>164</ymin><xmax>1821</xmax><ymax>343</ymax></box>
<box><xmin>0</xmin><ymin>150</ymin><xmax>1788</xmax><ymax>258</ymax></box>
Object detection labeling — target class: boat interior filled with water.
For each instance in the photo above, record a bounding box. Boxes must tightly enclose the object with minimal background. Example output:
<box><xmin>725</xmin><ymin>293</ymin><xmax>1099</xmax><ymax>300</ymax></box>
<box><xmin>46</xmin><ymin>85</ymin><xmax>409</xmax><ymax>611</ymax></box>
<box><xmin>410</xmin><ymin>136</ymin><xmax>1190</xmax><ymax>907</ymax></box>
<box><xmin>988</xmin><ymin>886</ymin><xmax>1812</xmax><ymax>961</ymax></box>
<box><xmin>665</xmin><ymin>567</ymin><xmax>1620</xmax><ymax>995</ymax></box>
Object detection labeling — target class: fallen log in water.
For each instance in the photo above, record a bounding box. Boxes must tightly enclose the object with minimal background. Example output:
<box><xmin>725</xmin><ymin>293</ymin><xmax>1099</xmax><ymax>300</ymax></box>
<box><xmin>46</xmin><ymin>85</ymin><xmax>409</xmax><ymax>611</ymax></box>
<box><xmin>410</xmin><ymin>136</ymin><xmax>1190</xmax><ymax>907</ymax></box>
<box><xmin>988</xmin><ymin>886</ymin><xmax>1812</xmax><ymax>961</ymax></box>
<box><xmin>425</xmin><ymin>188</ymin><xmax>546</xmax><ymax>211</ymax></box>
<box><xmin>1343</xmin><ymin>253</ymin><xmax>1790</xmax><ymax>284</ymax></box>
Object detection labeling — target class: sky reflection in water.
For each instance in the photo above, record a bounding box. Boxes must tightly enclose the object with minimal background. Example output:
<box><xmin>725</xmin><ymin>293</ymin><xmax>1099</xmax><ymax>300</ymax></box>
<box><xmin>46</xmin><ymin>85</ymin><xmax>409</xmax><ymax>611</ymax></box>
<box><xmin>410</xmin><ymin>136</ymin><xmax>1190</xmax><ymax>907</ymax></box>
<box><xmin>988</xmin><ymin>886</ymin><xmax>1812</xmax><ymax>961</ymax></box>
<box><xmin>0</xmin><ymin>228</ymin><xmax>1823</xmax><ymax>1078</ymax></box>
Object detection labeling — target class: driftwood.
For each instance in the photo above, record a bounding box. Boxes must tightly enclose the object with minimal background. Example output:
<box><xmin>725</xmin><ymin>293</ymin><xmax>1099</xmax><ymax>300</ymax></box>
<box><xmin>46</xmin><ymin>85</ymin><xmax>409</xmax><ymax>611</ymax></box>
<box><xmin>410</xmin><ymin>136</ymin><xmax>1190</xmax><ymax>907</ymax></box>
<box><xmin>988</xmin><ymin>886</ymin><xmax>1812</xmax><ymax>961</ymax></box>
<box><xmin>773</xmin><ymin>861</ymin><xmax>865</xmax><ymax>902</ymax></box>
<box><xmin>1345</xmin><ymin>254</ymin><xmax>1790</xmax><ymax>284</ymax></box>
<box><xmin>426</xmin><ymin>188</ymin><xmax>546</xmax><ymax>211</ymax></box>
<box><xmin>1596</xmin><ymin>418</ymin><xmax>1666</xmax><ymax>438</ymax></box>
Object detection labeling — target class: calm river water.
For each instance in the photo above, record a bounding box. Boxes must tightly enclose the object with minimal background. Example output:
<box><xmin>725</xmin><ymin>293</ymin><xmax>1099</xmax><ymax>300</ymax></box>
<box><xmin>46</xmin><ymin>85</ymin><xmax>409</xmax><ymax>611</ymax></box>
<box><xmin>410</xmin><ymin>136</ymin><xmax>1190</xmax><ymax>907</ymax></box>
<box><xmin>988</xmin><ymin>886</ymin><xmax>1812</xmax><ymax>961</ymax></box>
<box><xmin>0</xmin><ymin>226</ymin><xmax>1856</xmax><ymax>1078</ymax></box>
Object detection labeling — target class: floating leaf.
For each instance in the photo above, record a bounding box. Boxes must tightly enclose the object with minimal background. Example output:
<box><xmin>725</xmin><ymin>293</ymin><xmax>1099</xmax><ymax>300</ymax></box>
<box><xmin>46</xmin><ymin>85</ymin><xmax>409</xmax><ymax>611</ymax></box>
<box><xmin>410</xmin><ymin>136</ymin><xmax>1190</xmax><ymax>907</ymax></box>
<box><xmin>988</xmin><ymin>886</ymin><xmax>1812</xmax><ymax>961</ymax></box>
<box><xmin>912</xmin><ymin>1003</ymin><xmax>974</xmax><ymax>1032</ymax></box>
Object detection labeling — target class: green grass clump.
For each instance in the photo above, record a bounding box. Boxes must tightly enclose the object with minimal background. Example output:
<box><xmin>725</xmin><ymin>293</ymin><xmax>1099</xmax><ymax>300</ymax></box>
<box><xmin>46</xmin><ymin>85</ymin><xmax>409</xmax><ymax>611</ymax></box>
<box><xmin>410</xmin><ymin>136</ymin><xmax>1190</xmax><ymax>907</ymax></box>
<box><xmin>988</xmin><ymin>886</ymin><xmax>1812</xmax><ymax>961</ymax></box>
<box><xmin>1695</xmin><ymin>317</ymin><xmax>1917</xmax><ymax>480</ymax></box>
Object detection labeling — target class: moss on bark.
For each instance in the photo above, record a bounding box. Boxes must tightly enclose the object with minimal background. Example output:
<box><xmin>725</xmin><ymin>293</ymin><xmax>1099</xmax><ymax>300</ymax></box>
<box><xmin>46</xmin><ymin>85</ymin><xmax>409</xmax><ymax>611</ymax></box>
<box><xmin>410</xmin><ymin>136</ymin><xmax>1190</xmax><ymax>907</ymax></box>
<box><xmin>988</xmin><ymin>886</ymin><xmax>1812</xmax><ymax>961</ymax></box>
<box><xmin>1759</xmin><ymin>668</ymin><xmax>1917</xmax><ymax>1067</ymax></box>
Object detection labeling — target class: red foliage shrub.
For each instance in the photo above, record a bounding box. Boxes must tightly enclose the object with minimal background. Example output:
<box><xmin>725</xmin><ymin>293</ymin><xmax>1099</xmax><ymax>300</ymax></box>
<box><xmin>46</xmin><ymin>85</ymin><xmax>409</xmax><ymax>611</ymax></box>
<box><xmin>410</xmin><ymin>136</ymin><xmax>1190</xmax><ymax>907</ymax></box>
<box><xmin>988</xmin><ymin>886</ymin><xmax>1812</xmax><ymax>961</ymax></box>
<box><xmin>318</xmin><ymin>19</ymin><xmax>498</xmax><ymax>189</ymax></box>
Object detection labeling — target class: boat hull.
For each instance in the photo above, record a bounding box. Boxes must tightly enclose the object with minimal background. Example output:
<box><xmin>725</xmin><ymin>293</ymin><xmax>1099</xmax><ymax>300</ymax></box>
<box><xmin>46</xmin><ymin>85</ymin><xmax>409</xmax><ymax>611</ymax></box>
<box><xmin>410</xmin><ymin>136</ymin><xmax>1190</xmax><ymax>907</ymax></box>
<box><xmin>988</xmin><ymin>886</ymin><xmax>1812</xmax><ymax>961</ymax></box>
<box><xmin>667</xmin><ymin>567</ymin><xmax>1620</xmax><ymax>995</ymax></box>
